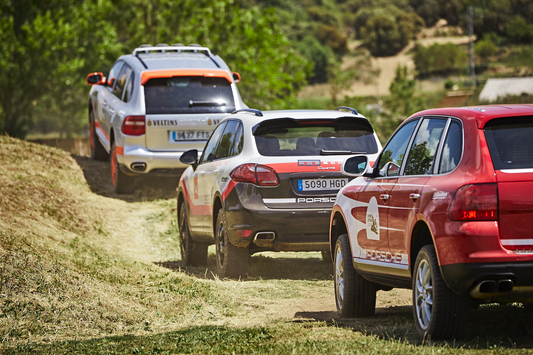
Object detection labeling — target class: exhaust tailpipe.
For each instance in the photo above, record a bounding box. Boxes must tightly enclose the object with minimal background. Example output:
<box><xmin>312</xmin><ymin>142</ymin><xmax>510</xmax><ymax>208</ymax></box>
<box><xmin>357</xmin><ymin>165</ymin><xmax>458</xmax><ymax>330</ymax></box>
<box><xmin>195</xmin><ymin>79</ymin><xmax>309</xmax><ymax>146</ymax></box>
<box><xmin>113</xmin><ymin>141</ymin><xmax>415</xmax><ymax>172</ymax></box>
<box><xmin>470</xmin><ymin>280</ymin><xmax>497</xmax><ymax>298</ymax></box>
<box><xmin>254</xmin><ymin>232</ymin><xmax>275</xmax><ymax>247</ymax></box>
<box><xmin>498</xmin><ymin>279</ymin><xmax>514</xmax><ymax>293</ymax></box>
<box><xmin>131</xmin><ymin>162</ymin><xmax>147</xmax><ymax>172</ymax></box>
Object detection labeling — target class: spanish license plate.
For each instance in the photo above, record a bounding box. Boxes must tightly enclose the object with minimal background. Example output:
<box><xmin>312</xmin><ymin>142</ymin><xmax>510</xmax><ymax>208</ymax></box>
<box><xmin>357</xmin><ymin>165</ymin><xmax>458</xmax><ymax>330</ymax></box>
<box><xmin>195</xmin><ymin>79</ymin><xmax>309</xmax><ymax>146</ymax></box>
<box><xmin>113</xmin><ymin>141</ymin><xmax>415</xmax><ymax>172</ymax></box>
<box><xmin>297</xmin><ymin>178</ymin><xmax>348</xmax><ymax>191</ymax></box>
<box><xmin>172</xmin><ymin>130</ymin><xmax>212</xmax><ymax>141</ymax></box>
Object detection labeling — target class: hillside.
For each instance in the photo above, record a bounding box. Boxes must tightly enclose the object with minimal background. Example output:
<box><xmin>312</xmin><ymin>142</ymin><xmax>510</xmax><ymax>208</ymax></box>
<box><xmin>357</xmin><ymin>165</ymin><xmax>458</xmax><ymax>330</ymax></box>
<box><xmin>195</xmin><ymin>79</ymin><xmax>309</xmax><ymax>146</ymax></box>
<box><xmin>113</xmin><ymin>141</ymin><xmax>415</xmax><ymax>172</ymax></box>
<box><xmin>2</xmin><ymin>137</ymin><xmax>532</xmax><ymax>354</ymax></box>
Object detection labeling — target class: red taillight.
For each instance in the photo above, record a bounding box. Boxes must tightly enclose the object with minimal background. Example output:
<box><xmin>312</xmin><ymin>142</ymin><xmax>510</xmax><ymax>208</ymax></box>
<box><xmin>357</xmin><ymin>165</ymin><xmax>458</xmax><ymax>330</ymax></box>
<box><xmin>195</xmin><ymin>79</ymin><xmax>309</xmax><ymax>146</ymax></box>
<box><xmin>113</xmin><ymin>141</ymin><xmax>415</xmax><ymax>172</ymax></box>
<box><xmin>449</xmin><ymin>183</ymin><xmax>498</xmax><ymax>221</ymax></box>
<box><xmin>230</xmin><ymin>164</ymin><xmax>279</xmax><ymax>186</ymax></box>
<box><xmin>121</xmin><ymin>115</ymin><xmax>145</xmax><ymax>136</ymax></box>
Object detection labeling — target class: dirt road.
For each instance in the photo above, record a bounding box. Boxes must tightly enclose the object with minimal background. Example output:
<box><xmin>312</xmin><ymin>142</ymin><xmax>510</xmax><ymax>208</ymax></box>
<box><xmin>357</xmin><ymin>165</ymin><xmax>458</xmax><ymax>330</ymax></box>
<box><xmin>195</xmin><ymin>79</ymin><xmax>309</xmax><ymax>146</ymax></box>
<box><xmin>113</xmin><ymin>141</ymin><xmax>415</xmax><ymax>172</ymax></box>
<box><xmin>72</xmin><ymin>156</ymin><xmax>413</xmax><ymax>325</ymax></box>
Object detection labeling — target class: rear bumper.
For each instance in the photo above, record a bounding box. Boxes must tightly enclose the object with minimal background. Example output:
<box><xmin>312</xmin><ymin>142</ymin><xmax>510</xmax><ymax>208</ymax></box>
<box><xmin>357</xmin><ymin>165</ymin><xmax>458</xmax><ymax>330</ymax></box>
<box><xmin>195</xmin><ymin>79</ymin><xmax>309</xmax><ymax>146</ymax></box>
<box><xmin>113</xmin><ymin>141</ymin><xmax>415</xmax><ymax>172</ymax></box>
<box><xmin>225</xmin><ymin>184</ymin><xmax>331</xmax><ymax>252</ymax></box>
<box><xmin>441</xmin><ymin>261</ymin><xmax>533</xmax><ymax>303</ymax></box>
<box><xmin>117</xmin><ymin>145</ymin><xmax>196</xmax><ymax>175</ymax></box>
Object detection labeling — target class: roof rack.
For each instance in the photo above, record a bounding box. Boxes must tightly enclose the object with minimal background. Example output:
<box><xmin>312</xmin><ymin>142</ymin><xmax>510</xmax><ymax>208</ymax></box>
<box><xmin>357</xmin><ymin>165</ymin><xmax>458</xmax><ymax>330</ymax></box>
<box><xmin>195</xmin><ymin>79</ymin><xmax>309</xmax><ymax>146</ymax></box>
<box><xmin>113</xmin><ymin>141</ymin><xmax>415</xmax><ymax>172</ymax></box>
<box><xmin>336</xmin><ymin>106</ymin><xmax>359</xmax><ymax>115</ymax></box>
<box><xmin>132</xmin><ymin>44</ymin><xmax>212</xmax><ymax>57</ymax></box>
<box><xmin>232</xmin><ymin>109</ymin><xmax>263</xmax><ymax>117</ymax></box>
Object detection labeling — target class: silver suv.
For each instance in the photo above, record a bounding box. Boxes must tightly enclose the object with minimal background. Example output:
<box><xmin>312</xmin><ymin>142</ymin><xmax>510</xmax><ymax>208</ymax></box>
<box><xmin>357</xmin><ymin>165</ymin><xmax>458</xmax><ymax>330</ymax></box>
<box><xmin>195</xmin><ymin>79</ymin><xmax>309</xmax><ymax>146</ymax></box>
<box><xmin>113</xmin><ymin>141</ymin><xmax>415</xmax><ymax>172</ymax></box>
<box><xmin>86</xmin><ymin>44</ymin><xmax>247</xmax><ymax>193</ymax></box>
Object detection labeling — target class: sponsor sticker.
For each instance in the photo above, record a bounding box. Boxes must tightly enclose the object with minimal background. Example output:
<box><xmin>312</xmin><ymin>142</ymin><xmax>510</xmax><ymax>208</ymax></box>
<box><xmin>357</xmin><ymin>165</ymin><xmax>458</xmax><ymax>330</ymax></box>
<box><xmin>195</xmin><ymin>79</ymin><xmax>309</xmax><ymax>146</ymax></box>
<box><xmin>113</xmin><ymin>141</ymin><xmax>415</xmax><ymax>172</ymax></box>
<box><xmin>433</xmin><ymin>191</ymin><xmax>448</xmax><ymax>200</ymax></box>
<box><xmin>150</xmin><ymin>119</ymin><xmax>178</xmax><ymax>126</ymax></box>
<box><xmin>298</xmin><ymin>160</ymin><xmax>320</xmax><ymax>166</ymax></box>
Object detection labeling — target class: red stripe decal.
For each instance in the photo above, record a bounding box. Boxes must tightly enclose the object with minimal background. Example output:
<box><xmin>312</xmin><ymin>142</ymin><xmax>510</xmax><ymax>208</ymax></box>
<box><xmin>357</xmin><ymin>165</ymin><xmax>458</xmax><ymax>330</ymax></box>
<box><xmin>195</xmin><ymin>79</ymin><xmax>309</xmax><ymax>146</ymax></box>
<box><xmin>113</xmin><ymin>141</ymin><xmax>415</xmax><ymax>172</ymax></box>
<box><xmin>116</xmin><ymin>146</ymin><xmax>124</xmax><ymax>156</ymax></box>
<box><xmin>181</xmin><ymin>179</ymin><xmax>212</xmax><ymax>216</ymax></box>
<box><xmin>222</xmin><ymin>180</ymin><xmax>236</xmax><ymax>201</ymax></box>
<box><xmin>94</xmin><ymin>121</ymin><xmax>109</xmax><ymax>141</ymax></box>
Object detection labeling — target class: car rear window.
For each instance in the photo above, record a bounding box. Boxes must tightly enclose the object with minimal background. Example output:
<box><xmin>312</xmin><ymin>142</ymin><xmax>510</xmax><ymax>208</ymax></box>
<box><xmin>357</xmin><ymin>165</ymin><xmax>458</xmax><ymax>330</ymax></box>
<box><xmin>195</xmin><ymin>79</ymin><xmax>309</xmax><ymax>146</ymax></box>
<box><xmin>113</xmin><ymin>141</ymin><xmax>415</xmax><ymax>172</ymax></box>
<box><xmin>144</xmin><ymin>76</ymin><xmax>235</xmax><ymax>114</ymax></box>
<box><xmin>254</xmin><ymin>118</ymin><xmax>378</xmax><ymax>156</ymax></box>
<box><xmin>484</xmin><ymin>116</ymin><xmax>533</xmax><ymax>170</ymax></box>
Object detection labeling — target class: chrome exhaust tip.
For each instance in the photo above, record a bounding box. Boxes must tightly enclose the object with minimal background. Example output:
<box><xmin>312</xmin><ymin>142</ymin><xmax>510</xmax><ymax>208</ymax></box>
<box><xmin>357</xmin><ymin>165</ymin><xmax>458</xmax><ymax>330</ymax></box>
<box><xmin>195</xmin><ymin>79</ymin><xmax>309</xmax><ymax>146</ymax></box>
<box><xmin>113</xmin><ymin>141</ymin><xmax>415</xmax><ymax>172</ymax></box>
<box><xmin>131</xmin><ymin>162</ymin><xmax>147</xmax><ymax>172</ymax></box>
<box><xmin>253</xmin><ymin>232</ymin><xmax>275</xmax><ymax>247</ymax></box>
<box><xmin>498</xmin><ymin>279</ymin><xmax>514</xmax><ymax>293</ymax></box>
<box><xmin>470</xmin><ymin>280</ymin><xmax>497</xmax><ymax>298</ymax></box>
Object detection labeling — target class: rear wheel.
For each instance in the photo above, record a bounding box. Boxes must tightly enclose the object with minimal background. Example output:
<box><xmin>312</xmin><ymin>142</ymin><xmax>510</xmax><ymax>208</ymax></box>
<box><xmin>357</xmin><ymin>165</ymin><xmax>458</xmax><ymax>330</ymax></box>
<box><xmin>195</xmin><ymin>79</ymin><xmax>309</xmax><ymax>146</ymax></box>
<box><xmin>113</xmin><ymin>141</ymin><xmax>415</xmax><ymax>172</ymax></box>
<box><xmin>89</xmin><ymin>111</ymin><xmax>109</xmax><ymax>161</ymax></box>
<box><xmin>111</xmin><ymin>142</ymin><xmax>134</xmax><ymax>194</ymax></box>
<box><xmin>215</xmin><ymin>208</ymin><xmax>248</xmax><ymax>278</ymax></box>
<box><xmin>178</xmin><ymin>201</ymin><xmax>207</xmax><ymax>266</ymax></box>
<box><xmin>413</xmin><ymin>245</ymin><xmax>469</xmax><ymax>340</ymax></box>
<box><xmin>334</xmin><ymin>234</ymin><xmax>376</xmax><ymax>318</ymax></box>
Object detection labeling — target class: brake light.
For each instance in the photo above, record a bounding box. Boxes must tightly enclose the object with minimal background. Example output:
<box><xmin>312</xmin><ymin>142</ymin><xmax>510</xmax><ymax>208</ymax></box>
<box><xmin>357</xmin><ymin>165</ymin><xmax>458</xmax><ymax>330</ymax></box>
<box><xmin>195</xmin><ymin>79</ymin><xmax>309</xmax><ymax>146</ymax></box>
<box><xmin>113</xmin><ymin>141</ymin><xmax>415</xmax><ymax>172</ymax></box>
<box><xmin>230</xmin><ymin>164</ymin><xmax>279</xmax><ymax>186</ymax></box>
<box><xmin>449</xmin><ymin>183</ymin><xmax>498</xmax><ymax>221</ymax></box>
<box><xmin>121</xmin><ymin>116</ymin><xmax>145</xmax><ymax>136</ymax></box>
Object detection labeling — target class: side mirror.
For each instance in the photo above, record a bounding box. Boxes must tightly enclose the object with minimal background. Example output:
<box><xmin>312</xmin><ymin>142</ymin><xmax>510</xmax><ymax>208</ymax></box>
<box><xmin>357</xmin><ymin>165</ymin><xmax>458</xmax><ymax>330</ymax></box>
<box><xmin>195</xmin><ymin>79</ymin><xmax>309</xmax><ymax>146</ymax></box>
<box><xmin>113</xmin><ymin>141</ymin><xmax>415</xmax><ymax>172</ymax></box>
<box><xmin>341</xmin><ymin>155</ymin><xmax>368</xmax><ymax>177</ymax></box>
<box><xmin>86</xmin><ymin>72</ymin><xmax>105</xmax><ymax>85</ymax></box>
<box><xmin>180</xmin><ymin>149</ymin><xmax>198</xmax><ymax>169</ymax></box>
<box><xmin>232</xmin><ymin>72</ymin><xmax>241</xmax><ymax>84</ymax></box>
<box><xmin>385</xmin><ymin>161</ymin><xmax>400</xmax><ymax>177</ymax></box>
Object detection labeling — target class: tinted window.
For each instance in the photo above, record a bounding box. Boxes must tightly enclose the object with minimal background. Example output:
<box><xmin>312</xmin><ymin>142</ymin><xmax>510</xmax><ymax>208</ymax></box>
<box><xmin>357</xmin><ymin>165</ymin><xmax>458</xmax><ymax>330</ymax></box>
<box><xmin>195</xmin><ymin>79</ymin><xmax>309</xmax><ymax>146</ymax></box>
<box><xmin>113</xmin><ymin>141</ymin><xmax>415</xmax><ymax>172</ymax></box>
<box><xmin>215</xmin><ymin>120</ymin><xmax>240</xmax><ymax>159</ymax></box>
<box><xmin>106</xmin><ymin>61</ymin><xmax>123</xmax><ymax>90</ymax></box>
<box><xmin>484</xmin><ymin>116</ymin><xmax>533</xmax><ymax>170</ymax></box>
<box><xmin>231</xmin><ymin>123</ymin><xmax>244</xmax><ymax>156</ymax></box>
<box><xmin>114</xmin><ymin>64</ymin><xmax>132</xmax><ymax>100</ymax></box>
<box><xmin>404</xmin><ymin>118</ymin><xmax>446</xmax><ymax>175</ymax></box>
<box><xmin>439</xmin><ymin>120</ymin><xmax>462</xmax><ymax>174</ymax></box>
<box><xmin>144</xmin><ymin>77</ymin><xmax>235</xmax><ymax>114</ymax></box>
<box><xmin>199</xmin><ymin>122</ymin><xmax>227</xmax><ymax>164</ymax></box>
<box><xmin>123</xmin><ymin>71</ymin><xmax>134</xmax><ymax>102</ymax></box>
<box><xmin>377</xmin><ymin>119</ymin><xmax>418</xmax><ymax>177</ymax></box>
<box><xmin>254</xmin><ymin>118</ymin><xmax>378</xmax><ymax>156</ymax></box>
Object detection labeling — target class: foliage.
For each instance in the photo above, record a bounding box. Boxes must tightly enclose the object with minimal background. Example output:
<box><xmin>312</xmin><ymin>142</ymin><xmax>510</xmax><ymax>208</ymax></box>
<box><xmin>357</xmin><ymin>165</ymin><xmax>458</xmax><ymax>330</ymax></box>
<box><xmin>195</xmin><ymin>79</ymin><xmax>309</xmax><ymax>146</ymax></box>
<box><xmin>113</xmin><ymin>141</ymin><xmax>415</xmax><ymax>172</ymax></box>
<box><xmin>293</xmin><ymin>36</ymin><xmax>333</xmax><ymax>83</ymax></box>
<box><xmin>474</xmin><ymin>38</ymin><xmax>496</xmax><ymax>63</ymax></box>
<box><xmin>357</xmin><ymin>6</ymin><xmax>424</xmax><ymax>56</ymax></box>
<box><xmin>505</xmin><ymin>15</ymin><xmax>533</xmax><ymax>43</ymax></box>
<box><xmin>388</xmin><ymin>65</ymin><xmax>416</xmax><ymax>116</ymax></box>
<box><xmin>413</xmin><ymin>43</ymin><xmax>467</xmax><ymax>77</ymax></box>
<box><xmin>0</xmin><ymin>0</ymin><xmax>121</xmax><ymax>138</ymax></box>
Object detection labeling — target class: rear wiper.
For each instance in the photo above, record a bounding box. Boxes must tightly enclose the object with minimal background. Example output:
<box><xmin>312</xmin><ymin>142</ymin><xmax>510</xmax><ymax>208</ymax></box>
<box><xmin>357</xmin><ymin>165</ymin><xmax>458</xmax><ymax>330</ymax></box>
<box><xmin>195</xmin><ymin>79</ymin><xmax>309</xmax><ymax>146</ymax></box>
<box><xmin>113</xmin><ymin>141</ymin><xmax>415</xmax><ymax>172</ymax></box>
<box><xmin>320</xmin><ymin>149</ymin><xmax>365</xmax><ymax>155</ymax></box>
<box><xmin>189</xmin><ymin>100</ymin><xmax>226</xmax><ymax>107</ymax></box>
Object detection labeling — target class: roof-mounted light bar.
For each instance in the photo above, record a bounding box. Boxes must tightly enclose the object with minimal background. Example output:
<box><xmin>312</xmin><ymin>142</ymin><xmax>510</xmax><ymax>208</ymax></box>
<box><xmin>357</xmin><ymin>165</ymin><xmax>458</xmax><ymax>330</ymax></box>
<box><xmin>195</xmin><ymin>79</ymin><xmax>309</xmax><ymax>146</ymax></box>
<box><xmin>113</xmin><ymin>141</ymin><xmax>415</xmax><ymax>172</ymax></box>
<box><xmin>232</xmin><ymin>109</ymin><xmax>263</xmax><ymax>117</ymax></box>
<box><xmin>132</xmin><ymin>44</ymin><xmax>212</xmax><ymax>57</ymax></box>
<box><xmin>336</xmin><ymin>106</ymin><xmax>359</xmax><ymax>115</ymax></box>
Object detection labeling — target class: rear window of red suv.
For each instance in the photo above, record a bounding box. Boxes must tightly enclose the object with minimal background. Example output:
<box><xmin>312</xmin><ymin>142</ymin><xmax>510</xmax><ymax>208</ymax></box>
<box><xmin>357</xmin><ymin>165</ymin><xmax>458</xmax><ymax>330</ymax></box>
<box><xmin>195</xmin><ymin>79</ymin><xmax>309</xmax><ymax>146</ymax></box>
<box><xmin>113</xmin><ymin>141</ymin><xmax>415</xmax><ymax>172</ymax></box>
<box><xmin>484</xmin><ymin>116</ymin><xmax>533</xmax><ymax>170</ymax></box>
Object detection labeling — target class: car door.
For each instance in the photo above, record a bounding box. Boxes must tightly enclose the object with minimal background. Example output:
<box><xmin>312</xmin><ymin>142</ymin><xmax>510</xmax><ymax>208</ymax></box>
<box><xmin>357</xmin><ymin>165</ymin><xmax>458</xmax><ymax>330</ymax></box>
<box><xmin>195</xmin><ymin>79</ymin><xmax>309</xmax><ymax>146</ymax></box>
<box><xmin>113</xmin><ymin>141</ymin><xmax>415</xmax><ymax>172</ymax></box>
<box><xmin>99</xmin><ymin>61</ymin><xmax>124</xmax><ymax>149</ymax></box>
<box><xmin>388</xmin><ymin>117</ymin><xmax>448</xmax><ymax>266</ymax></box>
<box><xmin>191</xmin><ymin>122</ymin><xmax>227</xmax><ymax>237</ymax></box>
<box><xmin>353</xmin><ymin>119</ymin><xmax>419</xmax><ymax>268</ymax></box>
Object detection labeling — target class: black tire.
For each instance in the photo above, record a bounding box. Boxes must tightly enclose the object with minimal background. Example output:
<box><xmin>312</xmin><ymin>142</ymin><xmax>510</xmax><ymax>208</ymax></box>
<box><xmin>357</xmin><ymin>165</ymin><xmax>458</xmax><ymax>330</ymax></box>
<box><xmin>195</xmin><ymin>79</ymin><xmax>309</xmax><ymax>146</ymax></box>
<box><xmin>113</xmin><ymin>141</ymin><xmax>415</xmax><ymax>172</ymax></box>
<box><xmin>334</xmin><ymin>234</ymin><xmax>376</xmax><ymax>318</ymax></box>
<box><xmin>178</xmin><ymin>201</ymin><xmax>208</xmax><ymax>266</ymax></box>
<box><xmin>413</xmin><ymin>245</ymin><xmax>470</xmax><ymax>340</ymax></box>
<box><xmin>89</xmin><ymin>110</ymin><xmax>109</xmax><ymax>161</ymax></box>
<box><xmin>111</xmin><ymin>142</ymin><xmax>134</xmax><ymax>194</ymax></box>
<box><xmin>215</xmin><ymin>208</ymin><xmax>248</xmax><ymax>278</ymax></box>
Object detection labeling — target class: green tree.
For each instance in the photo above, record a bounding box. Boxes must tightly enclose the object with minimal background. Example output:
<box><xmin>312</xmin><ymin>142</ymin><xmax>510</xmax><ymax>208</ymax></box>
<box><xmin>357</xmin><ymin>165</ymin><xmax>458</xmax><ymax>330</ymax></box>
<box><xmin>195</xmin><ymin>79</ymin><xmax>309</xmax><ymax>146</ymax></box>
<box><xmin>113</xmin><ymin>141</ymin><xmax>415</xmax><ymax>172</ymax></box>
<box><xmin>0</xmin><ymin>0</ymin><xmax>120</xmax><ymax>138</ymax></box>
<box><xmin>474</xmin><ymin>37</ymin><xmax>496</xmax><ymax>64</ymax></box>
<box><xmin>389</xmin><ymin>65</ymin><xmax>416</xmax><ymax>117</ymax></box>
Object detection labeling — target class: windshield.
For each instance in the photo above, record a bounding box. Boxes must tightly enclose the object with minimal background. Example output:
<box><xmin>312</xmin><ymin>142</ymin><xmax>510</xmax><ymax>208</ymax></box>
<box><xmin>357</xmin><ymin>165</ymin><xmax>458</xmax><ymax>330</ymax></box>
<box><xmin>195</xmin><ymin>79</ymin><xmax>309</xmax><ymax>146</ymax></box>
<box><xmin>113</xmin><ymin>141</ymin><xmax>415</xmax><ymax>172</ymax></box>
<box><xmin>254</xmin><ymin>118</ymin><xmax>378</xmax><ymax>156</ymax></box>
<box><xmin>144</xmin><ymin>76</ymin><xmax>235</xmax><ymax>114</ymax></box>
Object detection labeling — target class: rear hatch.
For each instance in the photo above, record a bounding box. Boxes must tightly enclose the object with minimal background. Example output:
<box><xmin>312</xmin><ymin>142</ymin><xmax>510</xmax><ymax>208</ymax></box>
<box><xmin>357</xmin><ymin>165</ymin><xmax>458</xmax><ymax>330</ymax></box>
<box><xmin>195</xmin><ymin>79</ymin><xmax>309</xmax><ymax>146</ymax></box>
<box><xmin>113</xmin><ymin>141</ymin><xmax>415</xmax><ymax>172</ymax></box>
<box><xmin>484</xmin><ymin>116</ymin><xmax>533</xmax><ymax>252</ymax></box>
<box><xmin>253</xmin><ymin>116</ymin><xmax>380</xmax><ymax>209</ymax></box>
<box><xmin>143</xmin><ymin>76</ymin><xmax>235</xmax><ymax>151</ymax></box>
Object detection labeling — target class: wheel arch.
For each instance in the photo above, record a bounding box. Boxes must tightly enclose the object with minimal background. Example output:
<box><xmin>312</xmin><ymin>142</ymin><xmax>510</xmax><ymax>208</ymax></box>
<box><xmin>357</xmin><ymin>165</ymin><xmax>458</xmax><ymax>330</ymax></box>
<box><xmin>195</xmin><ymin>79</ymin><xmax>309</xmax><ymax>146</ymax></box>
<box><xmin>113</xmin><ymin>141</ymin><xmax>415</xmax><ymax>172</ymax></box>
<box><xmin>409</xmin><ymin>220</ymin><xmax>434</xmax><ymax>277</ymax></box>
<box><xmin>212</xmin><ymin>194</ymin><xmax>223</xmax><ymax>236</ymax></box>
<box><xmin>330</xmin><ymin>209</ymin><xmax>348</xmax><ymax>257</ymax></box>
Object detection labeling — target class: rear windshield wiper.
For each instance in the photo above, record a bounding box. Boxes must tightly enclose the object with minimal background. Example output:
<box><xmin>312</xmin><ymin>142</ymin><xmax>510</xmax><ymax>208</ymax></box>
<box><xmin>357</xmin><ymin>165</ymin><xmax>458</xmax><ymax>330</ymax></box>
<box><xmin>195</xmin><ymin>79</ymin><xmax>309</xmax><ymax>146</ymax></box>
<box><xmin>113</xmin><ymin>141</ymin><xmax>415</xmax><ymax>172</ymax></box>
<box><xmin>189</xmin><ymin>100</ymin><xmax>226</xmax><ymax>107</ymax></box>
<box><xmin>320</xmin><ymin>149</ymin><xmax>365</xmax><ymax>155</ymax></box>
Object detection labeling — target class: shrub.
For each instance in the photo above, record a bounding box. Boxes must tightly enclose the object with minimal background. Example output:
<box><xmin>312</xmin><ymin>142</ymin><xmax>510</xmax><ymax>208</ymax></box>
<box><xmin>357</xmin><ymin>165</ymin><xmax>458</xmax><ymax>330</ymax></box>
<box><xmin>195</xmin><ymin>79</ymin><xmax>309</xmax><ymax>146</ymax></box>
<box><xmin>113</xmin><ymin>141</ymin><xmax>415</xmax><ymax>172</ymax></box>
<box><xmin>413</xmin><ymin>43</ymin><xmax>467</xmax><ymax>76</ymax></box>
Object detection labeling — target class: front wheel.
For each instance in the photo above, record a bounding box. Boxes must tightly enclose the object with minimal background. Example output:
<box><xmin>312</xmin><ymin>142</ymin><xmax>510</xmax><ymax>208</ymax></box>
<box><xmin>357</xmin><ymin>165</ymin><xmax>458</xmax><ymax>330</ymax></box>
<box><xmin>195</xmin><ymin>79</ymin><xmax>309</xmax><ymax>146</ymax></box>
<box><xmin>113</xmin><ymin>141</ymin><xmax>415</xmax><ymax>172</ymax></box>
<box><xmin>111</xmin><ymin>142</ymin><xmax>134</xmax><ymax>194</ymax></box>
<box><xmin>334</xmin><ymin>234</ymin><xmax>376</xmax><ymax>318</ymax></box>
<box><xmin>178</xmin><ymin>201</ymin><xmax>207</xmax><ymax>266</ymax></box>
<box><xmin>413</xmin><ymin>245</ymin><xmax>470</xmax><ymax>340</ymax></box>
<box><xmin>215</xmin><ymin>208</ymin><xmax>248</xmax><ymax>279</ymax></box>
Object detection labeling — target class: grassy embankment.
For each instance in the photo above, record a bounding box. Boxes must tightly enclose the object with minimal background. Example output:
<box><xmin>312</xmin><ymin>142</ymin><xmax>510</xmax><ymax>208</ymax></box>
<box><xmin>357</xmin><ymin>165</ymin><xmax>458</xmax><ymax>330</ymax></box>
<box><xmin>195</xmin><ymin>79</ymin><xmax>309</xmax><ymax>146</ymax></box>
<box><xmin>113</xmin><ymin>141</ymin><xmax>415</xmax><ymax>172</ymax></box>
<box><xmin>1</xmin><ymin>136</ymin><xmax>532</xmax><ymax>354</ymax></box>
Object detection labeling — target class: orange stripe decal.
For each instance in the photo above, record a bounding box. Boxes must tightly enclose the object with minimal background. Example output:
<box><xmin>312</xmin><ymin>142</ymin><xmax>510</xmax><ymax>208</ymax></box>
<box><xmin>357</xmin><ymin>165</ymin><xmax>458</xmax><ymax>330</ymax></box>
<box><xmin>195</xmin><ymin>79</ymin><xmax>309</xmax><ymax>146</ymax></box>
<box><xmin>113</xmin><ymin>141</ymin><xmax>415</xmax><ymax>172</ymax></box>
<box><xmin>264</xmin><ymin>162</ymin><xmax>341</xmax><ymax>173</ymax></box>
<box><xmin>116</xmin><ymin>146</ymin><xmax>124</xmax><ymax>156</ymax></box>
<box><xmin>94</xmin><ymin>121</ymin><xmax>109</xmax><ymax>141</ymax></box>
<box><xmin>141</xmin><ymin>69</ymin><xmax>232</xmax><ymax>85</ymax></box>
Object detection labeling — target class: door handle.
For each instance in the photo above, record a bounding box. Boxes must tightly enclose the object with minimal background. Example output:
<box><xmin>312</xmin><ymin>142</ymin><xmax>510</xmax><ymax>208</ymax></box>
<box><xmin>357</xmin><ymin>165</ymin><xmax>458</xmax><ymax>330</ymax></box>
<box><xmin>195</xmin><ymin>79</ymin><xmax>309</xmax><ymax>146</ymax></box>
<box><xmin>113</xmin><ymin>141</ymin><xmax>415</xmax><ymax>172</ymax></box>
<box><xmin>199</xmin><ymin>171</ymin><xmax>205</xmax><ymax>176</ymax></box>
<box><xmin>410</xmin><ymin>193</ymin><xmax>420</xmax><ymax>200</ymax></box>
<box><xmin>213</xmin><ymin>170</ymin><xmax>219</xmax><ymax>175</ymax></box>
<box><xmin>380</xmin><ymin>194</ymin><xmax>390</xmax><ymax>200</ymax></box>
<box><xmin>109</xmin><ymin>108</ymin><xmax>115</xmax><ymax>114</ymax></box>
<box><xmin>102</xmin><ymin>100</ymin><xmax>107</xmax><ymax>106</ymax></box>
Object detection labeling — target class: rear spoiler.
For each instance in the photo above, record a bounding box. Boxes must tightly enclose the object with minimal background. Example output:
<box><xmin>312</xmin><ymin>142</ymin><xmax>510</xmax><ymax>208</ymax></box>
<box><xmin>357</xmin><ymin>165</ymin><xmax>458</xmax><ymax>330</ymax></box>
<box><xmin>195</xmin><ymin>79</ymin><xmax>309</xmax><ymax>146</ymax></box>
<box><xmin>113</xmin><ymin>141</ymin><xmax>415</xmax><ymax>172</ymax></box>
<box><xmin>252</xmin><ymin>117</ymin><xmax>375</xmax><ymax>136</ymax></box>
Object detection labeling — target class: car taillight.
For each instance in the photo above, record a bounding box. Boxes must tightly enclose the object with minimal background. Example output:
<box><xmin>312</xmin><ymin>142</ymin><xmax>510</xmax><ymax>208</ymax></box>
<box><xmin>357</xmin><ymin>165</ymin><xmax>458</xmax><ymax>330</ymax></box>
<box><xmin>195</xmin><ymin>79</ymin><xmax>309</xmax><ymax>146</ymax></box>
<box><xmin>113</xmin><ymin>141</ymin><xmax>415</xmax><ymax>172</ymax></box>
<box><xmin>449</xmin><ymin>183</ymin><xmax>498</xmax><ymax>221</ymax></box>
<box><xmin>121</xmin><ymin>115</ymin><xmax>145</xmax><ymax>136</ymax></box>
<box><xmin>230</xmin><ymin>164</ymin><xmax>279</xmax><ymax>186</ymax></box>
